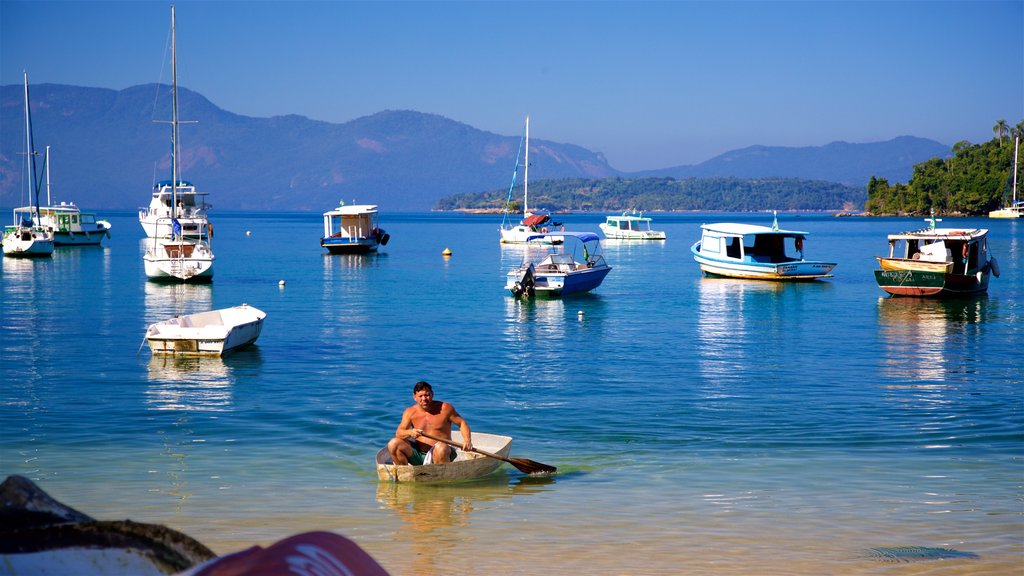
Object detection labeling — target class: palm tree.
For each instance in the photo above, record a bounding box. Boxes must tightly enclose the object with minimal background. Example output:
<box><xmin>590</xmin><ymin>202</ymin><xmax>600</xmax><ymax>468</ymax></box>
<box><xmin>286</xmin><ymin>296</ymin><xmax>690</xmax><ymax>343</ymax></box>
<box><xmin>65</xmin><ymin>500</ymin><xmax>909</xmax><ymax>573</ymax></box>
<box><xmin>993</xmin><ymin>119</ymin><xmax>1009</xmax><ymax>143</ymax></box>
<box><xmin>1013</xmin><ymin>120</ymin><xmax>1024</xmax><ymax>141</ymax></box>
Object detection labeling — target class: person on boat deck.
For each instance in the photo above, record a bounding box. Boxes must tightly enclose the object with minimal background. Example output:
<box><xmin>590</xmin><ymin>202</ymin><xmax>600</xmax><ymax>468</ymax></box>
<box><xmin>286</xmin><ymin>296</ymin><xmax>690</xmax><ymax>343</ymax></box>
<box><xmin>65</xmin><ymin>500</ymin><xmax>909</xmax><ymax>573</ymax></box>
<box><xmin>387</xmin><ymin>381</ymin><xmax>472</xmax><ymax>465</ymax></box>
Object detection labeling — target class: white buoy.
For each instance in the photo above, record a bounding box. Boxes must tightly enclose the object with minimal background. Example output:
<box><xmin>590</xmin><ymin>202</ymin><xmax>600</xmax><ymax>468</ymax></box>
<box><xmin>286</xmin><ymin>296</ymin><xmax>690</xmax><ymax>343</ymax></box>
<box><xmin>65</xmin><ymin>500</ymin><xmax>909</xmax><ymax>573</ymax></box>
<box><xmin>578</xmin><ymin>310</ymin><xmax>585</xmax><ymax>320</ymax></box>
<box><xmin>442</xmin><ymin>247</ymin><xmax>452</xmax><ymax>257</ymax></box>
<box><xmin>246</xmin><ymin>230</ymin><xmax>251</xmax><ymax>237</ymax></box>
<box><xmin>279</xmin><ymin>280</ymin><xmax>286</xmax><ymax>287</ymax></box>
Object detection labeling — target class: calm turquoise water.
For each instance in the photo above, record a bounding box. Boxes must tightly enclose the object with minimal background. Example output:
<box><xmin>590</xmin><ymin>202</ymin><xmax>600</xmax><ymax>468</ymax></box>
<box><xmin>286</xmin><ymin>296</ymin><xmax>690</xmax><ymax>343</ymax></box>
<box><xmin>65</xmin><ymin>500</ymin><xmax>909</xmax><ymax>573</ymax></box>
<box><xmin>2</xmin><ymin>211</ymin><xmax>1021</xmax><ymax>575</ymax></box>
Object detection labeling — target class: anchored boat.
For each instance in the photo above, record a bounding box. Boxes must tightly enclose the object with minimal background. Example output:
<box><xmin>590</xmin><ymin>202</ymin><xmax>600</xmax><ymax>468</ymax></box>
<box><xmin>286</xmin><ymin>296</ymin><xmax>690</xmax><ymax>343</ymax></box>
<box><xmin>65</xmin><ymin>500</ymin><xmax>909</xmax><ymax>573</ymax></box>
<box><xmin>599</xmin><ymin>210</ymin><xmax>666</xmax><ymax>240</ymax></box>
<box><xmin>874</xmin><ymin>216</ymin><xmax>999</xmax><ymax>297</ymax></box>
<box><xmin>3</xmin><ymin>72</ymin><xmax>54</xmax><ymax>258</ymax></box>
<box><xmin>145</xmin><ymin>304</ymin><xmax>266</xmax><ymax>356</ymax></box>
<box><xmin>506</xmin><ymin>232</ymin><xmax>612</xmax><ymax>297</ymax></box>
<box><xmin>691</xmin><ymin>213</ymin><xmax>835</xmax><ymax>281</ymax></box>
<box><xmin>499</xmin><ymin>116</ymin><xmax>563</xmax><ymax>245</ymax></box>
<box><xmin>320</xmin><ymin>203</ymin><xmax>389</xmax><ymax>254</ymax></box>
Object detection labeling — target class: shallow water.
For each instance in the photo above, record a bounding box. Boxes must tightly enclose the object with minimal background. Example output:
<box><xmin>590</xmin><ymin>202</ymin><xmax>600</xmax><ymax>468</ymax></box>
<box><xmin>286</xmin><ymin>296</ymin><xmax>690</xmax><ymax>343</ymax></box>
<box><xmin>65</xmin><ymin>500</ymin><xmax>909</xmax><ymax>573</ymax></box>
<box><xmin>2</xmin><ymin>211</ymin><xmax>1021</xmax><ymax>575</ymax></box>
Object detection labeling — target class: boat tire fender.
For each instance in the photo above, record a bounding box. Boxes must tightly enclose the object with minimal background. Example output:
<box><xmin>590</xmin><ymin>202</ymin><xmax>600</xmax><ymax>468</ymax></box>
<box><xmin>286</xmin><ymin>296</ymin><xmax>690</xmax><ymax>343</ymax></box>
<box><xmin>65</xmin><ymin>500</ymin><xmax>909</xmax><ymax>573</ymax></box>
<box><xmin>990</xmin><ymin>256</ymin><xmax>1000</xmax><ymax>278</ymax></box>
<box><xmin>541</xmin><ymin>227</ymin><xmax>548</xmax><ymax>233</ymax></box>
<box><xmin>380</xmin><ymin>233</ymin><xmax>390</xmax><ymax>246</ymax></box>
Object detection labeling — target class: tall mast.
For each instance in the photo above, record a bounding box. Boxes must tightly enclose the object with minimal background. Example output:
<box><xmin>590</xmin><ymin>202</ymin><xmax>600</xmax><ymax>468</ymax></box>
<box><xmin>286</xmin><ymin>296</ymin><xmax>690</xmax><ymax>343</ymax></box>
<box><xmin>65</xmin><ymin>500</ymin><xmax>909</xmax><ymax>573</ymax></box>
<box><xmin>1013</xmin><ymin>136</ymin><xmax>1019</xmax><ymax>205</ymax></box>
<box><xmin>524</xmin><ymin>115</ymin><xmax>529</xmax><ymax>216</ymax></box>
<box><xmin>45</xmin><ymin>146</ymin><xmax>51</xmax><ymax>206</ymax></box>
<box><xmin>171</xmin><ymin>4</ymin><xmax>179</xmax><ymax>221</ymax></box>
<box><xmin>23</xmin><ymin>71</ymin><xmax>39</xmax><ymax>218</ymax></box>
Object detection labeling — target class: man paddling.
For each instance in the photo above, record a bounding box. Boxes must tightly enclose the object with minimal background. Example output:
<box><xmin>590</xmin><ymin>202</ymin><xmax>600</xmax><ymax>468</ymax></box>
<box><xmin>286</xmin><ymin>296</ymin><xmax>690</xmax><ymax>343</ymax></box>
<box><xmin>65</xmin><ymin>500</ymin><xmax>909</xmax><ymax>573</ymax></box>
<box><xmin>387</xmin><ymin>381</ymin><xmax>472</xmax><ymax>465</ymax></box>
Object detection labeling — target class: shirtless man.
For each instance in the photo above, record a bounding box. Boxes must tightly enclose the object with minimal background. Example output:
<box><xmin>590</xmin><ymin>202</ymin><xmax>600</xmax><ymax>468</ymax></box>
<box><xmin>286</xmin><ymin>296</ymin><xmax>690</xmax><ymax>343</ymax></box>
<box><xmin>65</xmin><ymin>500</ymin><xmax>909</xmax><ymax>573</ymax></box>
<box><xmin>387</xmin><ymin>381</ymin><xmax>472</xmax><ymax>465</ymax></box>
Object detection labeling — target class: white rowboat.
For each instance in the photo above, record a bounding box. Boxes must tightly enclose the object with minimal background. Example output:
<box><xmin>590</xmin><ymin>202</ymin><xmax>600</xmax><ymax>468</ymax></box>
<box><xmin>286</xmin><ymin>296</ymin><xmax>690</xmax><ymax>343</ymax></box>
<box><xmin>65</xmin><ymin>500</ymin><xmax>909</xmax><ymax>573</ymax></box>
<box><xmin>375</xmin><ymin>431</ymin><xmax>512</xmax><ymax>482</ymax></box>
<box><xmin>145</xmin><ymin>304</ymin><xmax>266</xmax><ymax>356</ymax></box>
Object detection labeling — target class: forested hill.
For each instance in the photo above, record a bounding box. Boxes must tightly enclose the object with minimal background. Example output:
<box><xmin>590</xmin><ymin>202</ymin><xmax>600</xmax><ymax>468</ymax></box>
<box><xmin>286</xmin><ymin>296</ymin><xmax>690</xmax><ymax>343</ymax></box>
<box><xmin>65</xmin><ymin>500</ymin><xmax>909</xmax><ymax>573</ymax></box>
<box><xmin>865</xmin><ymin>136</ymin><xmax>1020</xmax><ymax>215</ymax></box>
<box><xmin>436</xmin><ymin>177</ymin><xmax>865</xmax><ymax>212</ymax></box>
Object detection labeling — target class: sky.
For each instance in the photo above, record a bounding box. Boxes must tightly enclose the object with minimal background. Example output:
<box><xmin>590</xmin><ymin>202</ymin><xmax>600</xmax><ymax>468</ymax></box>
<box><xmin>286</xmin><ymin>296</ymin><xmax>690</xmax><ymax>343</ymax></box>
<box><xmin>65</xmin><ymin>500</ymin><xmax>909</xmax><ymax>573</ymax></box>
<box><xmin>1</xmin><ymin>1</ymin><xmax>1022</xmax><ymax>172</ymax></box>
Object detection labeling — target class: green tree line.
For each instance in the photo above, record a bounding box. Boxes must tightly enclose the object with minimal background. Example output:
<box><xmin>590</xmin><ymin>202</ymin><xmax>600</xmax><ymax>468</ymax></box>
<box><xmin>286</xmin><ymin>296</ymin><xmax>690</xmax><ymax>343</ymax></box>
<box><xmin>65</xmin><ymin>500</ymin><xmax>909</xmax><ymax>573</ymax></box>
<box><xmin>436</xmin><ymin>176</ymin><xmax>865</xmax><ymax>212</ymax></box>
<box><xmin>865</xmin><ymin>119</ymin><xmax>1023</xmax><ymax>215</ymax></box>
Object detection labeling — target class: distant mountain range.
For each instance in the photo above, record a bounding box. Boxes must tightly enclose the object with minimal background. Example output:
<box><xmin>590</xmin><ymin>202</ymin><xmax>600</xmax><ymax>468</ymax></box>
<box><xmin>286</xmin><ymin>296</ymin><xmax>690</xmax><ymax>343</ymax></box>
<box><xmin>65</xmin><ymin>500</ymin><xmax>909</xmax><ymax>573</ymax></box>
<box><xmin>0</xmin><ymin>83</ymin><xmax>951</xmax><ymax>211</ymax></box>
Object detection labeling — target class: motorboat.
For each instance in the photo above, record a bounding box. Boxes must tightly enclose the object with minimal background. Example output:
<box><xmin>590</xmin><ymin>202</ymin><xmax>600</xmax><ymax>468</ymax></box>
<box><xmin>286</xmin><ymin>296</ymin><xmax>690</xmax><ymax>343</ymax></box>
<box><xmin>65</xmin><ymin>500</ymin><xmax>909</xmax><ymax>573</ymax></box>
<box><xmin>32</xmin><ymin>203</ymin><xmax>111</xmax><ymax>247</ymax></box>
<box><xmin>2</xmin><ymin>72</ymin><xmax>54</xmax><ymax>258</ymax></box>
<box><xmin>145</xmin><ymin>304</ymin><xmax>266</xmax><ymax>356</ymax></box>
<box><xmin>599</xmin><ymin>210</ymin><xmax>666</xmax><ymax>240</ymax></box>
<box><xmin>320</xmin><ymin>203</ymin><xmax>389</xmax><ymax>253</ymax></box>
<box><xmin>506</xmin><ymin>231</ymin><xmax>612</xmax><ymax>297</ymax></box>
<box><xmin>874</xmin><ymin>216</ymin><xmax>999</xmax><ymax>297</ymax></box>
<box><xmin>142</xmin><ymin>6</ymin><xmax>215</xmax><ymax>282</ymax></box>
<box><xmin>139</xmin><ymin>180</ymin><xmax>211</xmax><ymax>238</ymax></box>
<box><xmin>690</xmin><ymin>213</ymin><xmax>835</xmax><ymax>280</ymax></box>
<box><xmin>375</xmin><ymin>431</ymin><xmax>512</xmax><ymax>482</ymax></box>
<box><xmin>499</xmin><ymin>116</ymin><xmax>563</xmax><ymax>245</ymax></box>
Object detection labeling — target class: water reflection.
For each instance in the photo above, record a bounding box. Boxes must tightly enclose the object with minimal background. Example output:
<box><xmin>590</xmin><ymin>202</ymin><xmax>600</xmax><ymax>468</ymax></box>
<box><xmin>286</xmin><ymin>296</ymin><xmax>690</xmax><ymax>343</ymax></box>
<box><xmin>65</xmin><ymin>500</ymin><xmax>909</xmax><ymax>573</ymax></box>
<box><xmin>695</xmin><ymin>278</ymin><xmax>783</xmax><ymax>379</ymax></box>
<box><xmin>876</xmin><ymin>296</ymin><xmax>988</xmax><ymax>382</ymax></box>
<box><xmin>375</xmin><ymin>474</ymin><xmax>554</xmax><ymax>576</ymax></box>
<box><xmin>145</xmin><ymin>355</ymin><xmax>233</xmax><ymax>411</ymax></box>
<box><xmin>142</xmin><ymin>280</ymin><xmax>213</xmax><ymax>326</ymax></box>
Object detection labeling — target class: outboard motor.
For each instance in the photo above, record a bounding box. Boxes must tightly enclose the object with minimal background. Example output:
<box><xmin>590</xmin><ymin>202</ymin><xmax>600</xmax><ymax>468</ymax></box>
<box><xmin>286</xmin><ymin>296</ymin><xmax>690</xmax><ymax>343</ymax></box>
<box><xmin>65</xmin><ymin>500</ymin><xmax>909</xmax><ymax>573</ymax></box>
<box><xmin>511</xmin><ymin>263</ymin><xmax>536</xmax><ymax>297</ymax></box>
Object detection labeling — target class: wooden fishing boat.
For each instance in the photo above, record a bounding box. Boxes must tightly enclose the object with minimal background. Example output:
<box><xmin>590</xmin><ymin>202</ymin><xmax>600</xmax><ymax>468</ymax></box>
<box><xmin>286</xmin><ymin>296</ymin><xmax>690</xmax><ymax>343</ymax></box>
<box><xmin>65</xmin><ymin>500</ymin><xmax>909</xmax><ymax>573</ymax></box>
<box><xmin>145</xmin><ymin>304</ymin><xmax>266</xmax><ymax>356</ymax></box>
<box><xmin>690</xmin><ymin>212</ymin><xmax>836</xmax><ymax>281</ymax></box>
<box><xmin>375</xmin><ymin>432</ymin><xmax>512</xmax><ymax>482</ymax></box>
<box><xmin>873</xmin><ymin>216</ymin><xmax>999</xmax><ymax>297</ymax></box>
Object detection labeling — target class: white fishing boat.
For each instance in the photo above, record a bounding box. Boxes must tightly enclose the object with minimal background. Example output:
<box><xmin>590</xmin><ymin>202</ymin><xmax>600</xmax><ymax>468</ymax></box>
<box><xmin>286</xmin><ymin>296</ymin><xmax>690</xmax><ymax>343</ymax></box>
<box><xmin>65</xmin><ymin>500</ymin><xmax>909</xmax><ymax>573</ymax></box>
<box><xmin>989</xmin><ymin>136</ymin><xmax>1022</xmax><ymax>218</ymax></box>
<box><xmin>874</xmin><ymin>215</ymin><xmax>999</xmax><ymax>297</ymax></box>
<box><xmin>506</xmin><ymin>231</ymin><xmax>612</xmax><ymax>297</ymax></box>
<box><xmin>144</xmin><ymin>304</ymin><xmax>266</xmax><ymax>356</ymax></box>
<box><xmin>26</xmin><ymin>147</ymin><xmax>112</xmax><ymax>246</ymax></box>
<box><xmin>499</xmin><ymin>116</ymin><xmax>563</xmax><ymax>245</ymax></box>
<box><xmin>3</xmin><ymin>72</ymin><xmax>54</xmax><ymax>258</ymax></box>
<box><xmin>691</xmin><ymin>212</ymin><xmax>836</xmax><ymax>281</ymax></box>
<box><xmin>142</xmin><ymin>6</ymin><xmax>215</xmax><ymax>282</ymax></box>
<box><xmin>375</xmin><ymin>431</ymin><xmax>512</xmax><ymax>482</ymax></box>
<box><xmin>320</xmin><ymin>203</ymin><xmax>389</xmax><ymax>253</ymax></box>
<box><xmin>599</xmin><ymin>210</ymin><xmax>666</xmax><ymax>240</ymax></box>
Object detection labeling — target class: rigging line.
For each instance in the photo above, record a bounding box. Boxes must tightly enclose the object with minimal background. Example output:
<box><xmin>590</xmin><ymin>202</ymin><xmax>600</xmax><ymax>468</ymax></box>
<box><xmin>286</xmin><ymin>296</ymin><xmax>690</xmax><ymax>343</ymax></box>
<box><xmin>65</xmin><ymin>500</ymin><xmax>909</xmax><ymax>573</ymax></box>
<box><xmin>151</xmin><ymin>17</ymin><xmax>173</xmax><ymax>124</ymax></box>
<box><xmin>501</xmin><ymin>121</ymin><xmax>527</xmax><ymax>228</ymax></box>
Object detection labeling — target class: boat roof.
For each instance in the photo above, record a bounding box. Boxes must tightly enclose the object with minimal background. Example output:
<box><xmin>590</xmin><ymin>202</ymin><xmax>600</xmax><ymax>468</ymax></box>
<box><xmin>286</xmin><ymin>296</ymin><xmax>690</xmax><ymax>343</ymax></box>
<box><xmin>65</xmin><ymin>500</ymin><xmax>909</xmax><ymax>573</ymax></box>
<box><xmin>887</xmin><ymin>227</ymin><xmax>988</xmax><ymax>240</ymax></box>
<box><xmin>527</xmin><ymin>231</ymin><xmax>600</xmax><ymax>243</ymax></box>
<box><xmin>606</xmin><ymin>214</ymin><xmax>651</xmax><ymax>222</ymax></box>
<box><xmin>324</xmin><ymin>204</ymin><xmax>379</xmax><ymax>216</ymax></box>
<box><xmin>700</xmin><ymin>223</ymin><xmax>809</xmax><ymax>236</ymax></box>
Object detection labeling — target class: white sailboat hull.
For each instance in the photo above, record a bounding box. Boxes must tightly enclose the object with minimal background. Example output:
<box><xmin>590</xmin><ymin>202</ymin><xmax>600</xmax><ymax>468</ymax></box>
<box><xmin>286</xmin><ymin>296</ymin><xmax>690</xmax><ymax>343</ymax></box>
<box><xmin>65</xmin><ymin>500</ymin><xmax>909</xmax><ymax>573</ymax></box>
<box><xmin>2</xmin><ymin>227</ymin><xmax>54</xmax><ymax>257</ymax></box>
<box><xmin>143</xmin><ymin>239</ymin><xmax>214</xmax><ymax>281</ymax></box>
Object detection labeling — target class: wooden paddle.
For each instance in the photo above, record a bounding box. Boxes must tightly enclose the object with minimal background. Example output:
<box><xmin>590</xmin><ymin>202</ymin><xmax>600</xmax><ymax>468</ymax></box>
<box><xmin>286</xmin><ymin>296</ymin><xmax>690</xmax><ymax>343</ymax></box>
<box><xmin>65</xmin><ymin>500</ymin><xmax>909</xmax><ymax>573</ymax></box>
<box><xmin>418</xmin><ymin>431</ymin><xmax>556</xmax><ymax>475</ymax></box>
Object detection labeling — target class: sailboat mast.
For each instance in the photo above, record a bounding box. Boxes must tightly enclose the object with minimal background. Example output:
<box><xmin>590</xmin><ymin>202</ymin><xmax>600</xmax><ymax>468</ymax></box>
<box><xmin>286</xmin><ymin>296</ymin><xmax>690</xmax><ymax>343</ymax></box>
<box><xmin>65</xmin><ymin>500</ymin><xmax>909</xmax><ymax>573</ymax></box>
<box><xmin>524</xmin><ymin>115</ymin><xmax>529</xmax><ymax>216</ymax></box>
<box><xmin>171</xmin><ymin>5</ymin><xmax>179</xmax><ymax>221</ymax></box>
<box><xmin>1013</xmin><ymin>136</ymin><xmax>1019</xmax><ymax>205</ymax></box>
<box><xmin>45</xmin><ymin>146</ymin><xmax>51</xmax><ymax>206</ymax></box>
<box><xmin>23</xmin><ymin>71</ymin><xmax>39</xmax><ymax>219</ymax></box>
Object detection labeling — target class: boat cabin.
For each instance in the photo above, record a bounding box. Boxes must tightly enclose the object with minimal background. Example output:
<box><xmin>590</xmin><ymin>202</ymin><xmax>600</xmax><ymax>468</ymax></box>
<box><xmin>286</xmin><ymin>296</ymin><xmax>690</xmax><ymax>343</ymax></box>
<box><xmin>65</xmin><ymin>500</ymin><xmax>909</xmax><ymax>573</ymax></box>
<box><xmin>699</xmin><ymin>225</ymin><xmax>804</xmax><ymax>264</ymax></box>
<box><xmin>884</xmin><ymin>228</ymin><xmax>989</xmax><ymax>272</ymax></box>
<box><xmin>323</xmin><ymin>205</ymin><xmax>380</xmax><ymax>240</ymax></box>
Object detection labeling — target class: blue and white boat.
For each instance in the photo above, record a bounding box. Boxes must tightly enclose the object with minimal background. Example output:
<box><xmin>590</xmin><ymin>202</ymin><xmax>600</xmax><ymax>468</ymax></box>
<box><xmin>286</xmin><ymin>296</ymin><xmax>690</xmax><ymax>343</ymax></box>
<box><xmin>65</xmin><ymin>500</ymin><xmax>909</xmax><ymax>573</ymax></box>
<box><xmin>506</xmin><ymin>231</ymin><xmax>612</xmax><ymax>297</ymax></box>
<box><xmin>320</xmin><ymin>203</ymin><xmax>389</xmax><ymax>254</ymax></box>
<box><xmin>690</xmin><ymin>213</ymin><xmax>835</xmax><ymax>281</ymax></box>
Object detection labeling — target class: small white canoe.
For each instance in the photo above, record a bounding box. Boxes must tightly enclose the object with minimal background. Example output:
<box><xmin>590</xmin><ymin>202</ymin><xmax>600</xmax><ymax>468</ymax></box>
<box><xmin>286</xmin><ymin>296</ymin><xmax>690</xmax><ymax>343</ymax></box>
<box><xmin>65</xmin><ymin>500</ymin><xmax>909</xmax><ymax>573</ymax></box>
<box><xmin>376</xmin><ymin>431</ymin><xmax>512</xmax><ymax>482</ymax></box>
<box><xmin>145</xmin><ymin>304</ymin><xmax>266</xmax><ymax>357</ymax></box>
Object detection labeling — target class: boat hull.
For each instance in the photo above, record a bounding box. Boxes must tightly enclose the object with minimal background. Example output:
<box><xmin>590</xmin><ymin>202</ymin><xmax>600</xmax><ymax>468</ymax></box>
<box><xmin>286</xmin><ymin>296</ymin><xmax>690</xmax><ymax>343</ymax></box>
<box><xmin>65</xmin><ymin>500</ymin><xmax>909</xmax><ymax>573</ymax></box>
<box><xmin>691</xmin><ymin>243</ymin><xmax>834</xmax><ymax>281</ymax></box>
<box><xmin>146</xmin><ymin>305</ymin><xmax>265</xmax><ymax>356</ymax></box>
<box><xmin>52</xmin><ymin>229</ymin><xmax>110</xmax><ymax>246</ymax></box>
<box><xmin>500</xmin><ymin>226</ymin><xmax>562</xmax><ymax>245</ymax></box>
<box><xmin>375</xmin><ymin>432</ymin><xmax>512</xmax><ymax>482</ymax></box>
<box><xmin>321</xmin><ymin>237</ymin><xmax>380</xmax><ymax>254</ymax></box>
<box><xmin>2</xmin><ymin>228</ymin><xmax>54</xmax><ymax>257</ymax></box>
<box><xmin>876</xmin><ymin>257</ymin><xmax>953</xmax><ymax>273</ymax></box>
<box><xmin>874</xmin><ymin>268</ymin><xmax>990</xmax><ymax>297</ymax></box>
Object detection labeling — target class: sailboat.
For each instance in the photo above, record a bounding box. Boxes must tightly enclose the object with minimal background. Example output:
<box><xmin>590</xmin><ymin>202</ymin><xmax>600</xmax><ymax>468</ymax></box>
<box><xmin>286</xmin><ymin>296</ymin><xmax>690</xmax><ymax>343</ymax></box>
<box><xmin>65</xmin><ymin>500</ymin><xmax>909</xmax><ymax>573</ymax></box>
<box><xmin>989</xmin><ymin>136</ymin><xmax>1022</xmax><ymax>218</ymax></box>
<box><xmin>28</xmin><ymin>146</ymin><xmax>112</xmax><ymax>246</ymax></box>
<box><xmin>3</xmin><ymin>71</ymin><xmax>55</xmax><ymax>258</ymax></box>
<box><xmin>143</xmin><ymin>6</ymin><xmax>214</xmax><ymax>282</ymax></box>
<box><xmin>498</xmin><ymin>116</ymin><xmax>563</xmax><ymax>245</ymax></box>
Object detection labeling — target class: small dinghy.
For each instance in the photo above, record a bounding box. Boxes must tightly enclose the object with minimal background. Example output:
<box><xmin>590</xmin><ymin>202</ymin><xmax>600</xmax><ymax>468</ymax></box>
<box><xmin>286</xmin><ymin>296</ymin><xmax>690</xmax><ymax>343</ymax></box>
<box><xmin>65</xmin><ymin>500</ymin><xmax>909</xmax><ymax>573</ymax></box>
<box><xmin>145</xmin><ymin>304</ymin><xmax>266</xmax><ymax>357</ymax></box>
<box><xmin>376</xmin><ymin>432</ymin><xmax>513</xmax><ymax>482</ymax></box>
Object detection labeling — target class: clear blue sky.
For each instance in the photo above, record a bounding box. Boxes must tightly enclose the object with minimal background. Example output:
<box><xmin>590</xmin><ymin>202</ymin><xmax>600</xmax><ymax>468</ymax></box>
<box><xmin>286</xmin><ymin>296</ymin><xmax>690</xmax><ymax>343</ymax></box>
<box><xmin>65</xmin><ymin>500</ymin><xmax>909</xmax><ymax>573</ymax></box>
<box><xmin>2</xmin><ymin>1</ymin><xmax>1021</xmax><ymax>171</ymax></box>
